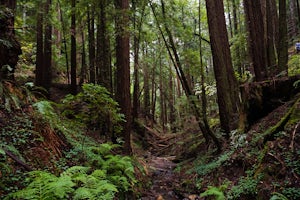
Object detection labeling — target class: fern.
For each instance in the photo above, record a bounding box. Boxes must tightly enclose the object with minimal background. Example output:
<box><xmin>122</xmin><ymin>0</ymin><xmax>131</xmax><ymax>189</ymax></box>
<box><xmin>6</xmin><ymin>166</ymin><xmax>124</xmax><ymax>200</ymax></box>
<box><xmin>270</xmin><ymin>192</ymin><xmax>289</xmax><ymax>200</ymax></box>
<box><xmin>6</xmin><ymin>171</ymin><xmax>75</xmax><ymax>200</ymax></box>
<box><xmin>194</xmin><ymin>150</ymin><xmax>234</xmax><ymax>176</ymax></box>
<box><xmin>200</xmin><ymin>186</ymin><xmax>226</xmax><ymax>200</ymax></box>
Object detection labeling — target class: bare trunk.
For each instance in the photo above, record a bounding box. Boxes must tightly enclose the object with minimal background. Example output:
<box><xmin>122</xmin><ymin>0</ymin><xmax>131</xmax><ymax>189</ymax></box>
<box><xmin>43</xmin><ymin>0</ymin><xmax>52</xmax><ymax>92</ymax></box>
<box><xmin>70</xmin><ymin>0</ymin><xmax>77</xmax><ymax>94</ymax></box>
<box><xmin>266</xmin><ymin>0</ymin><xmax>277</xmax><ymax>76</ymax></box>
<box><xmin>243</xmin><ymin>0</ymin><xmax>268</xmax><ymax>81</ymax></box>
<box><xmin>206</xmin><ymin>0</ymin><xmax>240</xmax><ymax>137</ymax></box>
<box><xmin>87</xmin><ymin>7</ymin><xmax>95</xmax><ymax>84</ymax></box>
<box><xmin>278</xmin><ymin>0</ymin><xmax>288</xmax><ymax>74</ymax></box>
<box><xmin>115</xmin><ymin>0</ymin><xmax>132</xmax><ymax>154</ymax></box>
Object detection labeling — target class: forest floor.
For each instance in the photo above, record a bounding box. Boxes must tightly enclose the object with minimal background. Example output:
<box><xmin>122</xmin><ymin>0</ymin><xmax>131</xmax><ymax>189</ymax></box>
<box><xmin>134</xmin><ymin>91</ymin><xmax>300</xmax><ymax>200</ymax></box>
<box><xmin>1</xmin><ymin>81</ymin><xmax>300</xmax><ymax>199</ymax></box>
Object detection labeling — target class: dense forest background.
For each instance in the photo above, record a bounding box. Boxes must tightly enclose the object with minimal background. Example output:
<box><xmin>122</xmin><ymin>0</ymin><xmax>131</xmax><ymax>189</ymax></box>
<box><xmin>0</xmin><ymin>0</ymin><xmax>300</xmax><ymax>199</ymax></box>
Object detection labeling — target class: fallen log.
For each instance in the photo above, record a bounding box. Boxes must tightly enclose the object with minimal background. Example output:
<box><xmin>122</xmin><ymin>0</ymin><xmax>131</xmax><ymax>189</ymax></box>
<box><xmin>240</xmin><ymin>75</ymin><xmax>300</xmax><ymax>130</ymax></box>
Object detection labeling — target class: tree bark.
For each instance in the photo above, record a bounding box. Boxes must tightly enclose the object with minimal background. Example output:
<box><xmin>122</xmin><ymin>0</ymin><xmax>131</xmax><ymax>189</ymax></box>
<box><xmin>79</xmin><ymin>30</ymin><xmax>86</xmax><ymax>86</ymax></box>
<box><xmin>87</xmin><ymin>7</ymin><xmax>95</xmax><ymax>84</ymax></box>
<box><xmin>278</xmin><ymin>0</ymin><xmax>288</xmax><ymax>74</ymax></box>
<box><xmin>244</xmin><ymin>0</ymin><xmax>268</xmax><ymax>81</ymax></box>
<box><xmin>35</xmin><ymin>2</ymin><xmax>44</xmax><ymax>86</ymax></box>
<box><xmin>115</xmin><ymin>0</ymin><xmax>132</xmax><ymax>154</ymax></box>
<box><xmin>206</xmin><ymin>0</ymin><xmax>240</xmax><ymax>137</ymax></box>
<box><xmin>266</xmin><ymin>0</ymin><xmax>277</xmax><ymax>76</ymax></box>
<box><xmin>43</xmin><ymin>0</ymin><xmax>52</xmax><ymax>92</ymax></box>
<box><xmin>35</xmin><ymin>0</ymin><xmax>52</xmax><ymax>92</ymax></box>
<box><xmin>70</xmin><ymin>0</ymin><xmax>77</xmax><ymax>94</ymax></box>
<box><xmin>98</xmin><ymin>0</ymin><xmax>112</xmax><ymax>91</ymax></box>
<box><xmin>132</xmin><ymin>0</ymin><xmax>147</xmax><ymax>121</ymax></box>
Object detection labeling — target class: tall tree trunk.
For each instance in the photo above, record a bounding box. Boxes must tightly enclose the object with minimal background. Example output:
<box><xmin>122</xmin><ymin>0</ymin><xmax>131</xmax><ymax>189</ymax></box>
<box><xmin>79</xmin><ymin>30</ymin><xmax>86</xmax><ymax>86</ymax></box>
<box><xmin>150</xmin><ymin>64</ymin><xmax>156</xmax><ymax>128</ymax></box>
<box><xmin>296</xmin><ymin>0</ymin><xmax>300</xmax><ymax>27</ymax></box>
<box><xmin>70</xmin><ymin>0</ymin><xmax>77</xmax><ymax>94</ymax></box>
<box><xmin>57</xmin><ymin>0</ymin><xmax>69</xmax><ymax>84</ymax></box>
<box><xmin>278</xmin><ymin>0</ymin><xmax>288</xmax><ymax>74</ymax></box>
<box><xmin>226</xmin><ymin>0</ymin><xmax>233</xmax><ymax>38</ymax></box>
<box><xmin>243</xmin><ymin>0</ymin><xmax>268</xmax><ymax>81</ymax></box>
<box><xmin>143</xmin><ymin>47</ymin><xmax>151</xmax><ymax>121</ymax></box>
<box><xmin>271</xmin><ymin>0</ymin><xmax>279</xmax><ymax>51</ymax></box>
<box><xmin>87</xmin><ymin>7</ymin><xmax>95</xmax><ymax>84</ymax></box>
<box><xmin>35</xmin><ymin>2</ymin><xmax>44</xmax><ymax>86</ymax></box>
<box><xmin>265</xmin><ymin>0</ymin><xmax>277</xmax><ymax>76</ymax></box>
<box><xmin>132</xmin><ymin>0</ymin><xmax>142</xmax><ymax>121</ymax></box>
<box><xmin>289</xmin><ymin>0</ymin><xmax>298</xmax><ymax>37</ymax></box>
<box><xmin>115</xmin><ymin>0</ymin><xmax>132</xmax><ymax>154</ymax></box>
<box><xmin>159</xmin><ymin>56</ymin><xmax>166</xmax><ymax>132</ymax></box>
<box><xmin>98</xmin><ymin>0</ymin><xmax>112</xmax><ymax>91</ymax></box>
<box><xmin>43</xmin><ymin>0</ymin><xmax>52</xmax><ymax>92</ymax></box>
<box><xmin>206</xmin><ymin>0</ymin><xmax>240</xmax><ymax>137</ymax></box>
<box><xmin>168</xmin><ymin>66</ymin><xmax>176</xmax><ymax>132</ymax></box>
<box><xmin>199</xmin><ymin>0</ymin><xmax>211</xmax><ymax>142</ymax></box>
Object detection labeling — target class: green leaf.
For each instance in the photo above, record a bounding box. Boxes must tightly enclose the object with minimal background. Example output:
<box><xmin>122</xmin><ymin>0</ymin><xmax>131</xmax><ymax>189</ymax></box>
<box><xmin>0</xmin><ymin>147</ymin><xmax>5</xmax><ymax>155</ymax></box>
<box><xmin>200</xmin><ymin>186</ymin><xmax>225</xmax><ymax>200</ymax></box>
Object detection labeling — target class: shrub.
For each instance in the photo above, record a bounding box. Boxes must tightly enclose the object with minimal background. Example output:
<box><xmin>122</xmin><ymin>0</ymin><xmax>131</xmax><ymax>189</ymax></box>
<box><xmin>60</xmin><ymin>84</ymin><xmax>124</xmax><ymax>139</ymax></box>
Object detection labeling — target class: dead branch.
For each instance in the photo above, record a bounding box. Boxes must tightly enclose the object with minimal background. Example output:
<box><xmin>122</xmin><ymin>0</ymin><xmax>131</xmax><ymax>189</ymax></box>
<box><xmin>4</xmin><ymin>150</ymin><xmax>32</xmax><ymax>171</ymax></box>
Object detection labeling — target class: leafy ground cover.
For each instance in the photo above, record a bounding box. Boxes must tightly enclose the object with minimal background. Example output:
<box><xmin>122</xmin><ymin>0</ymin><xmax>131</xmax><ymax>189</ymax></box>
<box><xmin>1</xmin><ymin>81</ymin><xmax>300</xmax><ymax>200</ymax></box>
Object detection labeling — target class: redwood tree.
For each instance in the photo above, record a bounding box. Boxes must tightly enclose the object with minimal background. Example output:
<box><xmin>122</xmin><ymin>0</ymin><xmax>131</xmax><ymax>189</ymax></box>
<box><xmin>206</xmin><ymin>0</ymin><xmax>240</xmax><ymax>137</ymax></box>
<box><xmin>70</xmin><ymin>0</ymin><xmax>77</xmax><ymax>94</ymax></box>
<box><xmin>35</xmin><ymin>0</ymin><xmax>52</xmax><ymax>92</ymax></box>
<box><xmin>115</xmin><ymin>0</ymin><xmax>132</xmax><ymax>154</ymax></box>
<box><xmin>243</xmin><ymin>0</ymin><xmax>268</xmax><ymax>81</ymax></box>
<box><xmin>278</xmin><ymin>0</ymin><xmax>288</xmax><ymax>73</ymax></box>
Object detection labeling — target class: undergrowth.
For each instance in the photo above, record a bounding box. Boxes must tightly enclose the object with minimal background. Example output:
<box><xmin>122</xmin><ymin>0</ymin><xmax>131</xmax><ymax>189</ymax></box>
<box><xmin>1</xmin><ymin>83</ymin><xmax>138</xmax><ymax>199</ymax></box>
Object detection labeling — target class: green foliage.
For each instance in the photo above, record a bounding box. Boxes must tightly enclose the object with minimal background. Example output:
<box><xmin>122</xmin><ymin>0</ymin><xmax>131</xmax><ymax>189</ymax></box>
<box><xmin>33</xmin><ymin>100</ymin><xmax>58</xmax><ymax>126</ymax></box>
<box><xmin>6</xmin><ymin>164</ymin><xmax>135</xmax><ymax>200</ymax></box>
<box><xmin>270</xmin><ymin>192</ymin><xmax>289</xmax><ymax>200</ymax></box>
<box><xmin>282</xmin><ymin>187</ymin><xmax>300</xmax><ymax>200</ymax></box>
<box><xmin>230</xmin><ymin>130</ymin><xmax>248</xmax><ymax>148</ymax></box>
<box><xmin>194</xmin><ymin>150</ymin><xmax>234</xmax><ymax>176</ymax></box>
<box><xmin>0</xmin><ymin>81</ymin><xmax>42</xmax><ymax>112</ymax></box>
<box><xmin>61</xmin><ymin>84</ymin><xmax>124</xmax><ymax>137</ymax></box>
<box><xmin>227</xmin><ymin>176</ymin><xmax>259</xmax><ymax>200</ymax></box>
<box><xmin>293</xmin><ymin>80</ymin><xmax>300</xmax><ymax>88</ymax></box>
<box><xmin>200</xmin><ymin>185</ymin><xmax>226</xmax><ymax>200</ymax></box>
<box><xmin>288</xmin><ymin>54</ymin><xmax>300</xmax><ymax>76</ymax></box>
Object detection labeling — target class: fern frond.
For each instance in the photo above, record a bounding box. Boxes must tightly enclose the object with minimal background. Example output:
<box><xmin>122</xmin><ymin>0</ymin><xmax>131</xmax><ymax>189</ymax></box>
<box><xmin>62</xmin><ymin>166</ymin><xmax>90</xmax><ymax>178</ymax></box>
<box><xmin>73</xmin><ymin>187</ymin><xmax>94</xmax><ymax>200</ymax></box>
<box><xmin>200</xmin><ymin>186</ymin><xmax>225</xmax><ymax>200</ymax></box>
<box><xmin>43</xmin><ymin>175</ymin><xmax>75</xmax><ymax>199</ymax></box>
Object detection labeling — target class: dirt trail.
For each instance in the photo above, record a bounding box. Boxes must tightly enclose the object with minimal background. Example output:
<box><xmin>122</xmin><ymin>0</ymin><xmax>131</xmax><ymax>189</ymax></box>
<box><xmin>141</xmin><ymin>155</ymin><xmax>181</xmax><ymax>200</ymax></box>
<box><xmin>137</xmin><ymin>128</ymin><xmax>200</xmax><ymax>200</ymax></box>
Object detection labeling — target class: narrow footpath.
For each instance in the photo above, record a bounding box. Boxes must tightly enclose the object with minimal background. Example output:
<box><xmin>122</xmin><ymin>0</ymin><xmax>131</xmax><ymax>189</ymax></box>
<box><xmin>137</xmin><ymin>126</ymin><xmax>200</xmax><ymax>200</ymax></box>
